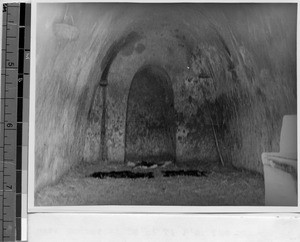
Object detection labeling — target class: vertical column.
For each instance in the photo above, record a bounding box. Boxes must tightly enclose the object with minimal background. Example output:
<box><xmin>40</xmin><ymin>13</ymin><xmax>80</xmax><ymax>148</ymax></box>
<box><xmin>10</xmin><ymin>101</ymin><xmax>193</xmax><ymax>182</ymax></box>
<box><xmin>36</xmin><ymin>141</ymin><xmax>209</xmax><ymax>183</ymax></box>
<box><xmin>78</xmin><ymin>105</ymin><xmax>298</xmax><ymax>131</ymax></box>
<box><xmin>100</xmin><ymin>79</ymin><xmax>108</xmax><ymax>161</ymax></box>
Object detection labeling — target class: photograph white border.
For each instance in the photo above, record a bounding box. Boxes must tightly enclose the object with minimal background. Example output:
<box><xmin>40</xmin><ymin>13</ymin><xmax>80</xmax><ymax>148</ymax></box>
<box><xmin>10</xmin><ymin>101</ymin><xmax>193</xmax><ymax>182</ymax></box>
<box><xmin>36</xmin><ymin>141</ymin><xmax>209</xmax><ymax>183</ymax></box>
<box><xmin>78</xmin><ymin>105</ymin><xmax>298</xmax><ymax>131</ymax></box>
<box><xmin>28</xmin><ymin>0</ymin><xmax>300</xmax><ymax>213</ymax></box>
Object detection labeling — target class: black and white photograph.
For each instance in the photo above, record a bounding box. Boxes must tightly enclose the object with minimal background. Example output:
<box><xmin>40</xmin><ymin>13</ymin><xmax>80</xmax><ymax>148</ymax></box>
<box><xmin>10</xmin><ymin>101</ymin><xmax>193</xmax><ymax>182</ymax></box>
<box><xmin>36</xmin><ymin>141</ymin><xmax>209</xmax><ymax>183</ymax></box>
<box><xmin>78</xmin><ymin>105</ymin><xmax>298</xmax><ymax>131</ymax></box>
<box><xmin>31</xmin><ymin>2</ymin><xmax>298</xmax><ymax>208</ymax></box>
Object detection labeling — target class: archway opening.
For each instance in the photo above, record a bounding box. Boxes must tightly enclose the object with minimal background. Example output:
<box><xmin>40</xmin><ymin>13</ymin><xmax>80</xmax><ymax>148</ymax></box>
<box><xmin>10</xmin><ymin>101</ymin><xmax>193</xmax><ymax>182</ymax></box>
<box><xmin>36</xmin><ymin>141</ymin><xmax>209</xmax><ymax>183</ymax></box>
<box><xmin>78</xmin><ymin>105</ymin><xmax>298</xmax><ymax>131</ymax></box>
<box><xmin>125</xmin><ymin>65</ymin><xmax>176</xmax><ymax>164</ymax></box>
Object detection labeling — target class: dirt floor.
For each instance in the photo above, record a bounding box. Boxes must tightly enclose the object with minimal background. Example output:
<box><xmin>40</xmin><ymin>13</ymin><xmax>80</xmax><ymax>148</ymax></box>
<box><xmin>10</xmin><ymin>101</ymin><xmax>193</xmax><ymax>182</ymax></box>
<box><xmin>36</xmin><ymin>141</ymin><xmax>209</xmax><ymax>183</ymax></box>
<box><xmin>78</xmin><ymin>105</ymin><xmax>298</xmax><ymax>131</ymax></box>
<box><xmin>35</xmin><ymin>160</ymin><xmax>265</xmax><ymax>206</ymax></box>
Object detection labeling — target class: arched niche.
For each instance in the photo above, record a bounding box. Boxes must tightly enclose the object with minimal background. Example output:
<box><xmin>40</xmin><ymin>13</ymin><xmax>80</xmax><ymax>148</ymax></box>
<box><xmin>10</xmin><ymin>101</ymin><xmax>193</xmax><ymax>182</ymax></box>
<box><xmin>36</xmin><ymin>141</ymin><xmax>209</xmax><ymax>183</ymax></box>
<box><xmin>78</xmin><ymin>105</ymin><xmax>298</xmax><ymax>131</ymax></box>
<box><xmin>124</xmin><ymin>65</ymin><xmax>176</xmax><ymax>164</ymax></box>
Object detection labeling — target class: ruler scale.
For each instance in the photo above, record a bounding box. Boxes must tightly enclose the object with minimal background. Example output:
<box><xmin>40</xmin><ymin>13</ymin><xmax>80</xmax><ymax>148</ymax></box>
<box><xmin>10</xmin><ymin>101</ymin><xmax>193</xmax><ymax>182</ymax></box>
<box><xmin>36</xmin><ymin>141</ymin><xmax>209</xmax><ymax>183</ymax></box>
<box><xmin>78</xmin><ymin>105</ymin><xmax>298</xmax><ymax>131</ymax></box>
<box><xmin>1</xmin><ymin>3</ymin><xmax>30</xmax><ymax>242</ymax></box>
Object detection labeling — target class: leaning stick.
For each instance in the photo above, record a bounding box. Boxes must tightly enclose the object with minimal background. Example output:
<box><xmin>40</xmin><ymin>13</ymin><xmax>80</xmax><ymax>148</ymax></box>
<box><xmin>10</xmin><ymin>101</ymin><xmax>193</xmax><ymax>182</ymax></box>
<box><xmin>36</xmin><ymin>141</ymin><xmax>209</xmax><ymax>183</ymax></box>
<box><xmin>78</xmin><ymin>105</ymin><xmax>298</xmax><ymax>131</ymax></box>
<box><xmin>210</xmin><ymin>116</ymin><xmax>225</xmax><ymax>166</ymax></box>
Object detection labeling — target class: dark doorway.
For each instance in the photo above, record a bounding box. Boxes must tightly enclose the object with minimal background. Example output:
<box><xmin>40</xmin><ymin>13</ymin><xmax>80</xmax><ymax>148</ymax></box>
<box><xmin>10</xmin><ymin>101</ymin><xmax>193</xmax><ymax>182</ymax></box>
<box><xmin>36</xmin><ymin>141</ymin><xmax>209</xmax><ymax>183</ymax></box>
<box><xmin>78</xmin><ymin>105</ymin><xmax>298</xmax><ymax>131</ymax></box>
<box><xmin>125</xmin><ymin>65</ymin><xmax>176</xmax><ymax>164</ymax></box>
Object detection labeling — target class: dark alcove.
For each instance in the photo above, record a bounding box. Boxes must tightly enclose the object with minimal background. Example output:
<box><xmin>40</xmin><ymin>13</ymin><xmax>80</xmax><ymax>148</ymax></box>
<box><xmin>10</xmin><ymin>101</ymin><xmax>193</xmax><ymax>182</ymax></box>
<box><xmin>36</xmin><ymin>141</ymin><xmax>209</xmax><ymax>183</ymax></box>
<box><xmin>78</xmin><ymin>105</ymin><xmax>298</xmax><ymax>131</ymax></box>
<box><xmin>125</xmin><ymin>65</ymin><xmax>176</xmax><ymax>164</ymax></box>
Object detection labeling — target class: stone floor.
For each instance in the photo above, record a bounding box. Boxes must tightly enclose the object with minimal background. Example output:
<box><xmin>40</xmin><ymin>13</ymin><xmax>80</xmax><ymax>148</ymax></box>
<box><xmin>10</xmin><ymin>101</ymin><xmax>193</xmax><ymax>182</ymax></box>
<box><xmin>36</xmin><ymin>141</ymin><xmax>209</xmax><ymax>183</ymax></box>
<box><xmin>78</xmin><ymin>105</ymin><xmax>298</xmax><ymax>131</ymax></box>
<box><xmin>35</xmin><ymin>160</ymin><xmax>265</xmax><ymax>206</ymax></box>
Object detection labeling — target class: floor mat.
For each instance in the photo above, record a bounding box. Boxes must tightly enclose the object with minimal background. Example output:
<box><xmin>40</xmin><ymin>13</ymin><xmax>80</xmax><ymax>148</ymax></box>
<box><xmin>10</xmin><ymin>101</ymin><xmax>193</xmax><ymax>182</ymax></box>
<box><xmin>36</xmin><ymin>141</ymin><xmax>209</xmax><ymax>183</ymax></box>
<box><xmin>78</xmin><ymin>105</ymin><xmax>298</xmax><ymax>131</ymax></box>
<box><xmin>162</xmin><ymin>170</ymin><xmax>208</xmax><ymax>177</ymax></box>
<box><xmin>90</xmin><ymin>171</ymin><xmax>154</xmax><ymax>179</ymax></box>
<box><xmin>89</xmin><ymin>169</ymin><xmax>208</xmax><ymax>179</ymax></box>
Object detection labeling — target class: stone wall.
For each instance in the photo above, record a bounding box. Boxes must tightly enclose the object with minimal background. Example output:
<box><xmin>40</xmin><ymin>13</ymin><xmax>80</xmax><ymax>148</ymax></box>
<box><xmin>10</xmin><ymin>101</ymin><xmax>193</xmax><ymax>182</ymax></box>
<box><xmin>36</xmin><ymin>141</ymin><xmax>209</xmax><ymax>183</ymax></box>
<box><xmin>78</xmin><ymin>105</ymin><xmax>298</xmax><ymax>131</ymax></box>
<box><xmin>35</xmin><ymin>3</ymin><xmax>297</xmax><ymax>192</ymax></box>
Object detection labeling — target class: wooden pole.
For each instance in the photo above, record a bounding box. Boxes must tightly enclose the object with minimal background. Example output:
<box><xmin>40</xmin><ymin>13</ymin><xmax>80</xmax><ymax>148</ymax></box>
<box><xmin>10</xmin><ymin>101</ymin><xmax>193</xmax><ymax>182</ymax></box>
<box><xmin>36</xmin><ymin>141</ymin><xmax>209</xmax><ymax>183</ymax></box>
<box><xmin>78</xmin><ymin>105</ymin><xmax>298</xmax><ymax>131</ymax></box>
<box><xmin>210</xmin><ymin>115</ymin><xmax>225</xmax><ymax>166</ymax></box>
<box><xmin>100</xmin><ymin>79</ymin><xmax>108</xmax><ymax>162</ymax></box>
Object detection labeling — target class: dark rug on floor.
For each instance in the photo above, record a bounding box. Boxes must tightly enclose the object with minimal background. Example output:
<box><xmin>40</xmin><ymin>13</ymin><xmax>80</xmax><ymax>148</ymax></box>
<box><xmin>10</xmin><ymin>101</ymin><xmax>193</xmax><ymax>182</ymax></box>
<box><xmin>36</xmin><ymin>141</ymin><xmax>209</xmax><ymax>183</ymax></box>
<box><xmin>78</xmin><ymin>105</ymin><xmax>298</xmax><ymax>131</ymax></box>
<box><xmin>90</xmin><ymin>171</ymin><xmax>154</xmax><ymax>179</ymax></box>
<box><xmin>89</xmin><ymin>170</ymin><xmax>209</xmax><ymax>179</ymax></box>
<box><xmin>162</xmin><ymin>170</ymin><xmax>208</xmax><ymax>177</ymax></box>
